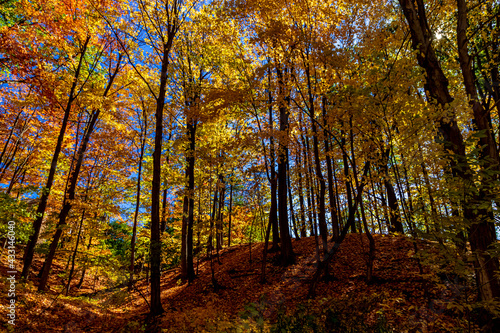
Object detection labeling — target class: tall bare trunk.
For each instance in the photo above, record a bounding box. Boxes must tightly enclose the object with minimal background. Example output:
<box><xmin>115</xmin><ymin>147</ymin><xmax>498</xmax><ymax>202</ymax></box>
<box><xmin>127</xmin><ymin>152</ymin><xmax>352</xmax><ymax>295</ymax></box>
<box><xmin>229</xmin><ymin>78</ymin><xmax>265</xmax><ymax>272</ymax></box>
<box><xmin>227</xmin><ymin>183</ymin><xmax>233</xmax><ymax>247</ymax></box>
<box><xmin>38</xmin><ymin>107</ymin><xmax>101</xmax><ymax>291</ymax></box>
<box><xmin>286</xmin><ymin>152</ymin><xmax>299</xmax><ymax>239</ymax></box>
<box><xmin>400</xmin><ymin>0</ymin><xmax>500</xmax><ymax>305</ymax></box>
<box><xmin>296</xmin><ymin>148</ymin><xmax>307</xmax><ymax>237</ymax></box>
<box><xmin>129</xmin><ymin>118</ymin><xmax>146</xmax><ymax>291</ymax></box>
<box><xmin>22</xmin><ymin>36</ymin><xmax>90</xmax><ymax>279</ymax></box>
<box><xmin>304</xmin><ymin>60</ymin><xmax>328</xmax><ymax>252</ymax></box>
<box><xmin>276</xmin><ymin>63</ymin><xmax>294</xmax><ymax>265</ymax></box>
<box><xmin>181</xmin><ymin>120</ymin><xmax>197</xmax><ymax>281</ymax></box>
<box><xmin>268</xmin><ymin>66</ymin><xmax>280</xmax><ymax>250</ymax></box>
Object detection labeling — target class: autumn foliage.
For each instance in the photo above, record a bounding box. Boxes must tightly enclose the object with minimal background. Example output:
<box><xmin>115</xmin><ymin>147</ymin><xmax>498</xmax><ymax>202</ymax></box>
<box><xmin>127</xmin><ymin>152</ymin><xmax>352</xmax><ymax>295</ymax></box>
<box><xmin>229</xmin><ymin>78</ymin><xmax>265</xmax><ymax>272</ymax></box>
<box><xmin>1</xmin><ymin>0</ymin><xmax>500</xmax><ymax>331</ymax></box>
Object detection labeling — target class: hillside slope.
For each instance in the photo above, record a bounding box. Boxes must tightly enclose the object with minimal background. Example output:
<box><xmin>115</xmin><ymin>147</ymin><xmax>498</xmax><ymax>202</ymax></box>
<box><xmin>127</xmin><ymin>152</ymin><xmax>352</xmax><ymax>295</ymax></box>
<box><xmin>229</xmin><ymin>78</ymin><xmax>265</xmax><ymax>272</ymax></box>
<box><xmin>1</xmin><ymin>234</ymin><xmax>477</xmax><ymax>332</ymax></box>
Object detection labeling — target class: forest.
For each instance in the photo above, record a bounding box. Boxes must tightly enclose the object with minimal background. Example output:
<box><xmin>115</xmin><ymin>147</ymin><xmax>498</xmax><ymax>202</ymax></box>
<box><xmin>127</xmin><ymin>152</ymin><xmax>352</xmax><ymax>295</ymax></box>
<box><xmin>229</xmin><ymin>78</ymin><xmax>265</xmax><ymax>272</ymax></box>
<box><xmin>1</xmin><ymin>0</ymin><xmax>500</xmax><ymax>331</ymax></box>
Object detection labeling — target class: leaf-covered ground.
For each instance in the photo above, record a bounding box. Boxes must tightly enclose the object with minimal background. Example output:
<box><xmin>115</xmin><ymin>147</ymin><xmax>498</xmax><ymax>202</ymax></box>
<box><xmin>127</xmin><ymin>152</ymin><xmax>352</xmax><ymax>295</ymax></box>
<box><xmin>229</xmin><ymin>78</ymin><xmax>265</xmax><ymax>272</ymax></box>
<box><xmin>1</xmin><ymin>234</ymin><xmax>479</xmax><ymax>332</ymax></box>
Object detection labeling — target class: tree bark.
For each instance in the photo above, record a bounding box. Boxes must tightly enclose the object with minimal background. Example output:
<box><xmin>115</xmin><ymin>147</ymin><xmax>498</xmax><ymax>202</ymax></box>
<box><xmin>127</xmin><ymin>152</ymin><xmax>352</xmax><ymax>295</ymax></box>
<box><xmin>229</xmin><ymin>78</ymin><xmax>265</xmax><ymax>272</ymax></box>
<box><xmin>457</xmin><ymin>0</ymin><xmax>499</xmax><ymax>168</ymax></box>
<box><xmin>341</xmin><ymin>132</ymin><xmax>354</xmax><ymax>233</ymax></box>
<box><xmin>38</xmin><ymin>52</ymin><xmax>121</xmax><ymax>291</ymax></box>
<box><xmin>216</xmin><ymin>174</ymin><xmax>225</xmax><ymax>253</ymax></box>
<box><xmin>65</xmin><ymin>208</ymin><xmax>85</xmax><ymax>296</ymax></box>
<box><xmin>227</xmin><ymin>183</ymin><xmax>233</xmax><ymax>247</ymax></box>
<box><xmin>381</xmin><ymin>148</ymin><xmax>404</xmax><ymax>233</ymax></box>
<box><xmin>181</xmin><ymin>119</ymin><xmax>197</xmax><ymax>281</ymax></box>
<box><xmin>304</xmin><ymin>61</ymin><xmax>329</xmax><ymax>253</ymax></box>
<box><xmin>276</xmin><ymin>63</ymin><xmax>294</xmax><ymax>265</ymax></box>
<box><xmin>308</xmin><ymin>162</ymin><xmax>370</xmax><ymax>297</ymax></box>
<box><xmin>322</xmin><ymin>96</ymin><xmax>339</xmax><ymax>241</ymax></box>
<box><xmin>399</xmin><ymin>0</ymin><xmax>500</xmax><ymax>305</ymax></box>
<box><xmin>22</xmin><ymin>36</ymin><xmax>90</xmax><ymax>279</ymax></box>
<box><xmin>286</xmin><ymin>151</ymin><xmax>299</xmax><ymax>239</ymax></box>
<box><xmin>38</xmin><ymin>107</ymin><xmax>101</xmax><ymax>291</ymax></box>
<box><xmin>129</xmin><ymin>113</ymin><xmax>146</xmax><ymax>291</ymax></box>
<box><xmin>268</xmin><ymin>66</ymin><xmax>280</xmax><ymax>250</ymax></box>
<box><xmin>161</xmin><ymin>189</ymin><xmax>168</xmax><ymax>233</ymax></box>
<box><xmin>296</xmin><ymin>147</ymin><xmax>307</xmax><ymax>237</ymax></box>
<box><xmin>149</xmin><ymin>42</ymin><xmax>171</xmax><ymax>317</ymax></box>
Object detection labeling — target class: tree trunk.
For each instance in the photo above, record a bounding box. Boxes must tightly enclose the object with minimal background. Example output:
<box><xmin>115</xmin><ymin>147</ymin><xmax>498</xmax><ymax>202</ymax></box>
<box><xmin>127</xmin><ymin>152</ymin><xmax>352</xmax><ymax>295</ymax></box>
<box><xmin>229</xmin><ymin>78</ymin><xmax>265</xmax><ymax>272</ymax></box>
<box><xmin>304</xmin><ymin>133</ymin><xmax>319</xmax><ymax>236</ymax></box>
<box><xmin>360</xmin><ymin>199</ymin><xmax>375</xmax><ymax>284</ymax></box>
<box><xmin>216</xmin><ymin>174</ymin><xmax>225</xmax><ymax>254</ymax></box>
<box><xmin>381</xmin><ymin>148</ymin><xmax>404</xmax><ymax>233</ymax></box>
<box><xmin>181</xmin><ymin>120</ymin><xmax>197</xmax><ymax>281</ymax></box>
<box><xmin>0</xmin><ymin>108</ymin><xmax>22</xmax><ymax>168</ymax></box>
<box><xmin>228</xmin><ymin>183</ymin><xmax>233</xmax><ymax>247</ymax></box>
<box><xmin>260</xmin><ymin>212</ymin><xmax>273</xmax><ymax>283</ymax></box>
<box><xmin>65</xmin><ymin>209</ymin><xmax>85</xmax><ymax>295</ymax></box>
<box><xmin>268</xmin><ymin>66</ymin><xmax>280</xmax><ymax>250</ymax></box>
<box><xmin>65</xmin><ymin>170</ymin><xmax>93</xmax><ymax>295</ymax></box>
<box><xmin>322</xmin><ymin>96</ymin><xmax>339</xmax><ymax>240</ymax></box>
<box><xmin>129</xmin><ymin>118</ymin><xmax>146</xmax><ymax>291</ymax></box>
<box><xmin>296</xmin><ymin>148</ymin><xmax>307</xmax><ymax>238</ymax></box>
<box><xmin>305</xmin><ymin>61</ymin><xmax>329</xmax><ymax>253</ymax></box>
<box><xmin>161</xmin><ymin>189</ymin><xmax>167</xmax><ymax>233</ymax></box>
<box><xmin>149</xmin><ymin>41</ymin><xmax>172</xmax><ymax>317</ymax></box>
<box><xmin>22</xmin><ymin>36</ymin><xmax>90</xmax><ymax>279</ymax></box>
<box><xmin>207</xmin><ymin>173</ymin><xmax>218</xmax><ymax>258</ymax></box>
<box><xmin>38</xmin><ymin>107</ymin><xmax>101</xmax><ymax>291</ymax></box>
<box><xmin>276</xmin><ymin>63</ymin><xmax>294</xmax><ymax>265</ymax></box>
<box><xmin>303</xmin><ymin>136</ymin><xmax>315</xmax><ymax>238</ymax></box>
<box><xmin>341</xmin><ymin>133</ymin><xmax>354</xmax><ymax>233</ymax></box>
<box><xmin>308</xmin><ymin>162</ymin><xmax>370</xmax><ymax>297</ymax></box>
<box><xmin>286</xmin><ymin>152</ymin><xmax>299</xmax><ymax>239</ymax></box>
<box><xmin>400</xmin><ymin>0</ymin><xmax>500</xmax><ymax>306</ymax></box>
<box><xmin>457</xmin><ymin>0</ymin><xmax>499</xmax><ymax>169</ymax></box>
<box><xmin>76</xmin><ymin>236</ymin><xmax>92</xmax><ymax>290</ymax></box>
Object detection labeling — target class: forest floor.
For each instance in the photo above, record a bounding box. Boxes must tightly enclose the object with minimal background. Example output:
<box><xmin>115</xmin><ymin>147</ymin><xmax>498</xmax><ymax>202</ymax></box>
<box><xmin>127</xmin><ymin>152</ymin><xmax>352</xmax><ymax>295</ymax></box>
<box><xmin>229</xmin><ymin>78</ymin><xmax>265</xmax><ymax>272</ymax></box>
<box><xmin>1</xmin><ymin>234</ymin><xmax>481</xmax><ymax>332</ymax></box>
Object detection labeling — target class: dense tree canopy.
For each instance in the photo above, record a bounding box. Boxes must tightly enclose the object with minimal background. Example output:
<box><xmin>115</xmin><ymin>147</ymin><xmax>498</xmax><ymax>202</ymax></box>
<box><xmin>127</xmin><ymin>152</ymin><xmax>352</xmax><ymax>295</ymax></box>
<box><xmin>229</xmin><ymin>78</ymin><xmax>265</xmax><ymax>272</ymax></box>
<box><xmin>1</xmin><ymin>0</ymin><xmax>500</xmax><ymax>330</ymax></box>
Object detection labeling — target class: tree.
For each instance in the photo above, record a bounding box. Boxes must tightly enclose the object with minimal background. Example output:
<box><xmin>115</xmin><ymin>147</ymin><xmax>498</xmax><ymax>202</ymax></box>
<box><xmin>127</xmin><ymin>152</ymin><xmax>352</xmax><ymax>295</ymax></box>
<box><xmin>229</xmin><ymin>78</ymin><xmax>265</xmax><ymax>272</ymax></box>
<box><xmin>106</xmin><ymin>0</ymin><xmax>193</xmax><ymax>316</ymax></box>
<box><xmin>16</xmin><ymin>0</ymin><xmax>119</xmax><ymax>279</ymax></box>
<box><xmin>399</xmin><ymin>0</ymin><xmax>500</xmax><ymax>307</ymax></box>
<box><xmin>38</xmin><ymin>47</ymin><xmax>123</xmax><ymax>291</ymax></box>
